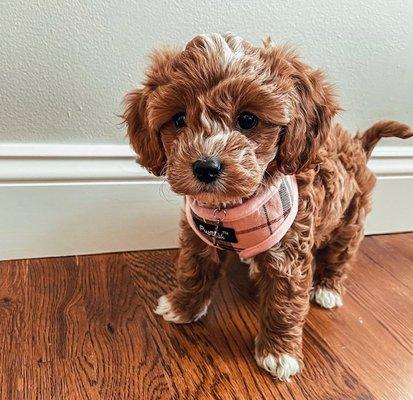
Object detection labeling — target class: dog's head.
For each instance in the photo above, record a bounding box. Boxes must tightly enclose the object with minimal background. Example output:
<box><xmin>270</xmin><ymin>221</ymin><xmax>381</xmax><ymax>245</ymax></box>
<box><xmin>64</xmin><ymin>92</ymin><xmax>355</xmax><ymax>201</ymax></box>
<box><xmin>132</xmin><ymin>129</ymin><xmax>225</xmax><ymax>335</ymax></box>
<box><xmin>124</xmin><ymin>33</ymin><xmax>339</xmax><ymax>206</ymax></box>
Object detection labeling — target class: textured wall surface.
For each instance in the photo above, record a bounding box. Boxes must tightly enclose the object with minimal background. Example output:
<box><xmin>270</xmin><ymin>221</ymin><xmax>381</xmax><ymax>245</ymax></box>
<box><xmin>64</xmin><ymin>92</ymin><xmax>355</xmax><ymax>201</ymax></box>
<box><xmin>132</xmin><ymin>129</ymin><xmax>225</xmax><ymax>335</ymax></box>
<box><xmin>1</xmin><ymin>0</ymin><xmax>412</xmax><ymax>144</ymax></box>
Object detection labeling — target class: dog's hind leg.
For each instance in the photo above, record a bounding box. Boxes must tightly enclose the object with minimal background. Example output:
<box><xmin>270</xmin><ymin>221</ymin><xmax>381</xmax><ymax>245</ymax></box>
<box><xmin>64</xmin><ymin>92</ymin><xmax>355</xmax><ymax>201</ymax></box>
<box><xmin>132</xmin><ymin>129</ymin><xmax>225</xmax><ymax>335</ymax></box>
<box><xmin>312</xmin><ymin>194</ymin><xmax>370</xmax><ymax>309</ymax></box>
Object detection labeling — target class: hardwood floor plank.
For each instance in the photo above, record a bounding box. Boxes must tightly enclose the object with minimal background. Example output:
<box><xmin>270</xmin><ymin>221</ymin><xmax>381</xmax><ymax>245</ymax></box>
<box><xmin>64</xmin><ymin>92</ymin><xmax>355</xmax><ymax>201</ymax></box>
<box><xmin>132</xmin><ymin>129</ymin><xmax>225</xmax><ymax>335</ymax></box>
<box><xmin>308</xmin><ymin>303</ymin><xmax>412</xmax><ymax>400</ymax></box>
<box><xmin>0</xmin><ymin>260</ymin><xmax>28</xmax><ymax>399</ymax></box>
<box><xmin>77</xmin><ymin>253</ymin><xmax>171</xmax><ymax>400</ymax></box>
<box><xmin>307</xmin><ymin>272</ymin><xmax>413</xmax><ymax>399</ymax></box>
<box><xmin>6</xmin><ymin>357</ymin><xmax>102</xmax><ymax>400</ymax></box>
<box><xmin>361</xmin><ymin>235</ymin><xmax>413</xmax><ymax>290</ymax></box>
<box><xmin>22</xmin><ymin>256</ymin><xmax>88</xmax><ymax>362</ymax></box>
<box><xmin>349</xmin><ymin>252</ymin><xmax>412</xmax><ymax>354</ymax></box>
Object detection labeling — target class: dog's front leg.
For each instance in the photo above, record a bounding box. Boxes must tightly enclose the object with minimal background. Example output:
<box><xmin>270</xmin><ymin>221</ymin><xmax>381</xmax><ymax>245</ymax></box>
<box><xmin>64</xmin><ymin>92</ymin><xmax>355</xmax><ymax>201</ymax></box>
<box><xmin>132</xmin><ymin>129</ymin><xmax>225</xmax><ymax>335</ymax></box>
<box><xmin>154</xmin><ymin>216</ymin><xmax>221</xmax><ymax>324</ymax></box>
<box><xmin>253</xmin><ymin>237</ymin><xmax>312</xmax><ymax>381</ymax></box>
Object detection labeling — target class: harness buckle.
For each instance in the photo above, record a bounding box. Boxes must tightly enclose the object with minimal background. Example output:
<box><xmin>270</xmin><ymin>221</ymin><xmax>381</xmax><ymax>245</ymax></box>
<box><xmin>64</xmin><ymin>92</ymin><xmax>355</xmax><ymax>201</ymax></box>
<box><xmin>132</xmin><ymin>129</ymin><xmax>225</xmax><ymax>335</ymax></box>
<box><xmin>212</xmin><ymin>208</ymin><xmax>227</xmax><ymax>245</ymax></box>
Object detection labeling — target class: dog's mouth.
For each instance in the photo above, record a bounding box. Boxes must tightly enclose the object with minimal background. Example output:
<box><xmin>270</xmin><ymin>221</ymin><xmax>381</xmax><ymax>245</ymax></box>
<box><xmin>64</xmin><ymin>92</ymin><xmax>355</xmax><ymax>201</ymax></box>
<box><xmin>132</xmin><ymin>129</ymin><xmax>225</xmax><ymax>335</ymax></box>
<box><xmin>193</xmin><ymin>191</ymin><xmax>254</xmax><ymax>209</ymax></box>
<box><xmin>189</xmin><ymin>175</ymin><xmax>268</xmax><ymax>209</ymax></box>
<box><xmin>189</xmin><ymin>191</ymin><xmax>246</xmax><ymax>209</ymax></box>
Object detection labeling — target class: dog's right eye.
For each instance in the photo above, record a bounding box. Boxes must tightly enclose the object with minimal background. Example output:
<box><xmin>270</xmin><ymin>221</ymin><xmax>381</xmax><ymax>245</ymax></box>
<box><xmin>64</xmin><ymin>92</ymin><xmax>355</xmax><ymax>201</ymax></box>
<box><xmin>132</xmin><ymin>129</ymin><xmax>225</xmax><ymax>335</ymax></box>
<box><xmin>237</xmin><ymin>112</ymin><xmax>259</xmax><ymax>131</ymax></box>
<box><xmin>172</xmin><ymin>112</ymin><xmax>186</xmax><ymax>129</ymax></box>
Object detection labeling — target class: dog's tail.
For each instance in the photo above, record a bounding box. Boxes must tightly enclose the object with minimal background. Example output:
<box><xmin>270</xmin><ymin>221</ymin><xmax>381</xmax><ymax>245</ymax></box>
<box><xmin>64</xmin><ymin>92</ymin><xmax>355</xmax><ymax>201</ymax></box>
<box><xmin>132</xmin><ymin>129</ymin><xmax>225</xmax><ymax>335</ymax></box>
<box><xmin>355</xmin><ymin>120</ymin><xmax>413</xmax><ymax>159</ymax></box>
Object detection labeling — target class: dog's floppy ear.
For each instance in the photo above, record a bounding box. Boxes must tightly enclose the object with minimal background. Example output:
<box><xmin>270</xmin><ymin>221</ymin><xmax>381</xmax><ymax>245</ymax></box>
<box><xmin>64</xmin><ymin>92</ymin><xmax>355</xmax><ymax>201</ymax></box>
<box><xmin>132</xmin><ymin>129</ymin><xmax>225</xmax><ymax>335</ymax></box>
<box><xmin>123</xmin><ymin>49</ymin><xmax>181</xmax><ymax>176</ymax></box>
<box><xmin>123</xmin><ymin>87</ymin><xmax>166</xmax><ymax>176</ymax></box>
<box><xmin>264</xmin><ymin>46</ymin><xmax>340</xmax><ymax>174</ymax></box>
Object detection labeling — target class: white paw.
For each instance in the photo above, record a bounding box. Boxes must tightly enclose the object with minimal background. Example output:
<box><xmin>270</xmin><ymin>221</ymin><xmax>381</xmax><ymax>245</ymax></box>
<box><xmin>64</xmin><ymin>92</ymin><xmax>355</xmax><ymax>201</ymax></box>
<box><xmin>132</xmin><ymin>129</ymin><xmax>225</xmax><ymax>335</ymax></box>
<box><xmin>154</xmin><ymin>295</ymin><xmax>210</xmax><ymax>323</ymax></box>
<box><xmin>312</xmin><ymin>287</ymin><xmax>343</xmax><ymax>309</ymax></box>
<box><xmin>255</xmin><ymin>351</ymin><xmax>300</xmax><ymax>381</ymax></box>
<box><xmin>154</xmin><ymin>295</ymin><xmax>184</xmax><ymax>323</ymax></box>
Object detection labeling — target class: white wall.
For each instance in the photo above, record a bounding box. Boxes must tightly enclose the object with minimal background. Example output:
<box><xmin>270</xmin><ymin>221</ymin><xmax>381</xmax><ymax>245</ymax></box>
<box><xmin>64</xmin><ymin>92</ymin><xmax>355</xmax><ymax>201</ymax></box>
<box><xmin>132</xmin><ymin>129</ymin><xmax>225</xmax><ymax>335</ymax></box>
<box><xmin>1</xmin><ymin>0</ymin><xmax>412</xmax><ymax>259</ymax></box>
<box><xmin>1</xmin><ymin>0</ymin><xmax>412</xmax><ymax>145</ymax></box>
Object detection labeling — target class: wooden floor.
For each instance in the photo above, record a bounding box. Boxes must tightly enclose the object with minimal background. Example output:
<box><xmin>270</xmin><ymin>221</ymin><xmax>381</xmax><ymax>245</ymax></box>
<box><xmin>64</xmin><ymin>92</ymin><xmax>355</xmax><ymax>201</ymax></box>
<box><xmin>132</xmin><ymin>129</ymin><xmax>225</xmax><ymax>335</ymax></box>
<box><xmin>0</xmin><ymin>234</ymin><xmax>412</xmax><ymax>399</ymax></box>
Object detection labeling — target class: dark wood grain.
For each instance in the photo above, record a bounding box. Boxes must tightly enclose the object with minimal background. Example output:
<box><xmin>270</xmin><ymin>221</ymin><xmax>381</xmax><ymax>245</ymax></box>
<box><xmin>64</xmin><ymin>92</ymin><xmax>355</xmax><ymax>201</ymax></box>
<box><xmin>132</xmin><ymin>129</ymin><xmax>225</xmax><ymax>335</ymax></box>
<box><xmin>0</xmin><ymin>233</ymin><xmax>412</xmax><ymax>399</ymax></box>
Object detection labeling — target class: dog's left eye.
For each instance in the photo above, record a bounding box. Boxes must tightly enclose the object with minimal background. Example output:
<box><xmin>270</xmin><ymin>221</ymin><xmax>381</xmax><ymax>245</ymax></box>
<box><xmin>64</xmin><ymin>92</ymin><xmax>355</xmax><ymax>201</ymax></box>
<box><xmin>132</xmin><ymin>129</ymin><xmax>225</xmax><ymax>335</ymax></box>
<box><xmin>236</xmin><ymin>112</ymin><xmax>259</xmax><ymax>131</ymax></box>
<box><xmin>172</xmin><ymin>112</ymin><xmax>186</xmax><ymax>129</ymax></box>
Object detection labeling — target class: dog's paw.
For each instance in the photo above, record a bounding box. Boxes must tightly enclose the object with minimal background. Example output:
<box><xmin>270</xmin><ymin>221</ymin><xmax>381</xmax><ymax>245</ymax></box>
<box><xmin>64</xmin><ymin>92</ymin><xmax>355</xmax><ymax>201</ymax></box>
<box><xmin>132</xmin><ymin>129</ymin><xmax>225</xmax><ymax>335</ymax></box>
<box><xmin>154</xmin><ymin>294</ymin><xmax>210</xmax><ymax>324</ymax></box>
<box><xmin>311</xmin><ymin>286</ymin><xmax>343</xmax><ymax>309</ymax></box>
<box><xmin>154</xmin><ymin>295</ymin><xmax>184</xmax><ymax>323</ymax></box>
<box><xmin>255</xmin><ymin>351</ymin><xmax>300</xmax><ymax>381</ymax></box>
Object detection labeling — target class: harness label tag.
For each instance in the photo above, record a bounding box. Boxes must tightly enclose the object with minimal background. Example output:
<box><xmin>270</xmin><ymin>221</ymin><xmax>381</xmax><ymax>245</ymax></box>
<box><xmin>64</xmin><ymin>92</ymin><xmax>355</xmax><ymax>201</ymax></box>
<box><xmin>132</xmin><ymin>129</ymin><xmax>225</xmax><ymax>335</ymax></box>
<box><xmin>192</xmin><ymin>215</ymin><xmax>238</xmax><ymax>243</ymax></box>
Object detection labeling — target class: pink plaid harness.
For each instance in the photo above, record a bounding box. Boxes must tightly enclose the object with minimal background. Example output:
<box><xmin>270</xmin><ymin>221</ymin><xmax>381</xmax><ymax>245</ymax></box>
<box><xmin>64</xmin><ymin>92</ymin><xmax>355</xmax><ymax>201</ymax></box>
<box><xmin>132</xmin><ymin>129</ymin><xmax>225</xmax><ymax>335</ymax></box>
<box><xmin>185</xmin><ymin>175</ymin><xmax>298</xmax><ymax>259</ymax></box>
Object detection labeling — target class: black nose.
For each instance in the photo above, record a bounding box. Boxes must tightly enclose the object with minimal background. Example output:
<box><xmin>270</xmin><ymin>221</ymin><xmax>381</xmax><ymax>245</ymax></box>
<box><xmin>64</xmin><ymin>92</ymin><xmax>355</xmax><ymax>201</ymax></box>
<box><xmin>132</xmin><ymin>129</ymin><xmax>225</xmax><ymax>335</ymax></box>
<box><xmin>192</xmin><ymin>158</ymin><xmax>222</xmax><ymax>183</ymax></box>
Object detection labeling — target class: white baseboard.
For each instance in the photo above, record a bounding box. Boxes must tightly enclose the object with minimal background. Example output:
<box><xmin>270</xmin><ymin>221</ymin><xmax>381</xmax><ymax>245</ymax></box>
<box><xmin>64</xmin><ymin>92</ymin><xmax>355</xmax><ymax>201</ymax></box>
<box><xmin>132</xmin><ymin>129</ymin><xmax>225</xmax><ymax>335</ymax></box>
<box><xmin>0</xmin><ymin>144</ymin><xmax>412</xmax><ymax>260</ymax></box>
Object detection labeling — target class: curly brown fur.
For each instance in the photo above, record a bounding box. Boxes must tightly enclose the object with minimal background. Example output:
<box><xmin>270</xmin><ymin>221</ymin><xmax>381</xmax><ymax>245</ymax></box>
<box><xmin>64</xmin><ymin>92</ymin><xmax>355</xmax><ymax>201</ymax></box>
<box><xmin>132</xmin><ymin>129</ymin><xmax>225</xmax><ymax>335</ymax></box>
<box><xmin>123</xmin><ymin>33</ymin><xmax>413</xmax><ymax>380</ymax></box>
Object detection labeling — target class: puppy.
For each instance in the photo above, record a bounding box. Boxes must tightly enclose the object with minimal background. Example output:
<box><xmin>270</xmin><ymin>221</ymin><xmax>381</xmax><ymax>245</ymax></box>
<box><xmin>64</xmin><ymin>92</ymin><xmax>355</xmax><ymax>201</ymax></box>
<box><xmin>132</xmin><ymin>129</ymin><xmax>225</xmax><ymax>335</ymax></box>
<box><xmin>123</xmin><ymin>33</ymin><xmax>412</xmax><ymax>381</ymax></box>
